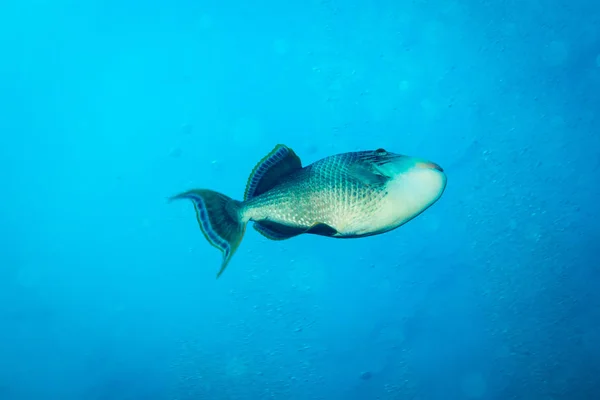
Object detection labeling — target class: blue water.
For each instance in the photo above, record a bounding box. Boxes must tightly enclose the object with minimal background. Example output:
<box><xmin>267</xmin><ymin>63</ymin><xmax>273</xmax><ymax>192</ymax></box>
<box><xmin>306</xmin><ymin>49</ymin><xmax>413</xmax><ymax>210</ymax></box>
<box><xmin>1</xmin><ymin>0</ymin><xmax>599</xmax><ymax>399</ymax></box>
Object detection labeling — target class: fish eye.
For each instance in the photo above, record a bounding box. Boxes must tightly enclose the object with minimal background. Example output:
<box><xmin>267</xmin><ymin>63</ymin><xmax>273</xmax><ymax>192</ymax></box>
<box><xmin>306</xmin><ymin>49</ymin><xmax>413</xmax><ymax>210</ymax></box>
<box><xmin>375</xmin><ymin>148</ymin><xmax>387</xmax><ymax>155</ymax></box>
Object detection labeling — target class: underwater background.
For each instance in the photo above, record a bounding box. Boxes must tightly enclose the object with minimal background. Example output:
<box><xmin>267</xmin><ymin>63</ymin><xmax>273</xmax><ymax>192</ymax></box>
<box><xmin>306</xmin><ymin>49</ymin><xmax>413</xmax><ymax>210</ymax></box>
<box><xmin>1</xmin><ymin>0</ymin><xmax>599</xmax><ymax>399</ymax></box>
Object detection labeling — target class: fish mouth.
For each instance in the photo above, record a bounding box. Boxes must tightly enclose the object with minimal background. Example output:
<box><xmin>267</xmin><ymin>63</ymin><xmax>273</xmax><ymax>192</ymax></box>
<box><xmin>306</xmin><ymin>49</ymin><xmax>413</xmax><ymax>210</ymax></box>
<box><xmin>415</xmin><ymin>161</ymin><xmax>444</xmax><ymax>172</ymax></box>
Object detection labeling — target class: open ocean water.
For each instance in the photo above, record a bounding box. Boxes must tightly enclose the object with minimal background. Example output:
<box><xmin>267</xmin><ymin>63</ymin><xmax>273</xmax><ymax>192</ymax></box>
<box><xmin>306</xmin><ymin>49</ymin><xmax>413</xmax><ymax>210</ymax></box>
<box><xmin>1</xmin><ymin>0</ymin><xmax>599</xmax><ymax>399</ymax></box>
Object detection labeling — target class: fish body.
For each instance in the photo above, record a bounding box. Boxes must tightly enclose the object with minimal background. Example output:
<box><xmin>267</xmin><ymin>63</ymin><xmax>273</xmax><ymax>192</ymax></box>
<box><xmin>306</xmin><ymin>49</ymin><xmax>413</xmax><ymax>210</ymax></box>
<box><xmin>170</xmin><ymin>145</ymin><xmax>447</xmax><ymax>278</ymax></box>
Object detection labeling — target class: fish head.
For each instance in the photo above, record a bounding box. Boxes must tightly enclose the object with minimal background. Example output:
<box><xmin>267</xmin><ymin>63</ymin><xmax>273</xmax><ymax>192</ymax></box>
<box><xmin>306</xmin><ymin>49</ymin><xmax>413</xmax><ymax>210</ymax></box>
<box><xmin>368</xmin><ymin>148</ymin><xmax>447</xmax><ymax>226</ymax></box>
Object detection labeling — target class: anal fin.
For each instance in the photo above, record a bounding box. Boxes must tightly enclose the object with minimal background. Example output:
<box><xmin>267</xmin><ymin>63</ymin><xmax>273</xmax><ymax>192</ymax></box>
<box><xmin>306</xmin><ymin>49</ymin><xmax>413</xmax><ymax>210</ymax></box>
<box><xmin>253</xmin><ymin>220</ymin><xmax>306</xmax><ymax>241</ymax></box>
<box><xmin>253</xmin><ymin>220</ymin><xmax>338</xmax><ymax>241</ymax></box>
<box><xmin>306</xmin><ymin>222</ymin><xmax>338</xmax><ymax>237</ymax></box>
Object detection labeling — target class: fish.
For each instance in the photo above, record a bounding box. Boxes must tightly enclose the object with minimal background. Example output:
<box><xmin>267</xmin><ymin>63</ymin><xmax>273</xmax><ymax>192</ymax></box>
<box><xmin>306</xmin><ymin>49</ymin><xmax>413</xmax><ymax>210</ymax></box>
<box><xmin>170</xmin><ymin>144</ymin><xmax>447</xmax><ymax>278</ymax></box>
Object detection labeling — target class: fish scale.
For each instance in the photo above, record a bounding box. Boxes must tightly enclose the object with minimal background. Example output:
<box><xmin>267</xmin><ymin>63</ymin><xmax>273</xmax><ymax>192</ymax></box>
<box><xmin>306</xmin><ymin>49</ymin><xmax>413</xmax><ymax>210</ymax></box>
<box><xmin>243</xmin><ymin>152</ymin><xmax>389</xmax><ymax>235</ymax></box>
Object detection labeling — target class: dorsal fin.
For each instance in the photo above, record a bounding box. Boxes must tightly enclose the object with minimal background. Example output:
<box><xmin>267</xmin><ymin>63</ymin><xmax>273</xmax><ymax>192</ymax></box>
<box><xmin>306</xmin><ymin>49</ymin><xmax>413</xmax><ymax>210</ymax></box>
<box><xmin>244</xmin><ymin>144</ymin><xmax>302</xmax><ymax>201</ymax></box>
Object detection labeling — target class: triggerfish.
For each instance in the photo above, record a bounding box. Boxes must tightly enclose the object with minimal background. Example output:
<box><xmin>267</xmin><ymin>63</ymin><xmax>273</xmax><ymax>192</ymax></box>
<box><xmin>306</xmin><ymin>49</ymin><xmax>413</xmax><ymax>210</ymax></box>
<box><xmin>170</xmin><ymin>145</ymin><xmax>447</xmax><ymax>278</ymax></box>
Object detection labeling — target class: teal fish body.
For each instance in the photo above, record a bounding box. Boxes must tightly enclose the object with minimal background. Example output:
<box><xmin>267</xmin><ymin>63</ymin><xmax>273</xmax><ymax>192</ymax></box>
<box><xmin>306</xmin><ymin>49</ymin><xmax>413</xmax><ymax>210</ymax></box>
<box><xmin>170</xmin><ymin>145</ymin><xmax>447</xmax><ymax>278</ymax></box>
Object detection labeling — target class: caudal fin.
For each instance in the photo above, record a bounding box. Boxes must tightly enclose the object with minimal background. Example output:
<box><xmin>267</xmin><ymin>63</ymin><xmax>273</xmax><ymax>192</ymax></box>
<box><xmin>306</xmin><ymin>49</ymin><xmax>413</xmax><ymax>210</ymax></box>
<box><xmin>169</xmin><ymin>189</ymin><xmax>246</xmax><ymax>278</ymax></box>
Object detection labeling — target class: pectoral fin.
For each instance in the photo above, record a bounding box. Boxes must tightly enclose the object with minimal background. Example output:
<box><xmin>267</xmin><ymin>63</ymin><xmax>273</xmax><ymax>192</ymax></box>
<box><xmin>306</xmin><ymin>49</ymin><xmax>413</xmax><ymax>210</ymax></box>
<box><xmin>346</xmin><ymin>163</ymin><xmax>389</xmax><ymax>186</ymax></box>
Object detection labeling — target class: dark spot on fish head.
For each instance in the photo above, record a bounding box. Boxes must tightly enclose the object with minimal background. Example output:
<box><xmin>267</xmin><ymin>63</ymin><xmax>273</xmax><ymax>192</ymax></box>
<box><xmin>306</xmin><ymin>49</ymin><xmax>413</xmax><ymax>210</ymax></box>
<box><xmin>371</xmin><ymin>148</ymin><xmax>405</xmax><ymax>166</ymax></box>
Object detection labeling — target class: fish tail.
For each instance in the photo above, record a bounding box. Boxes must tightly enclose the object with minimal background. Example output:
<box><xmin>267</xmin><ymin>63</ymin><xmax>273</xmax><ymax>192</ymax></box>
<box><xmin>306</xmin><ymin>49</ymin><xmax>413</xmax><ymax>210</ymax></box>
<box><xmin>169</xmin><ymin>189</ymin><xmax>247</xmax><ymax>278</ymax></box>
